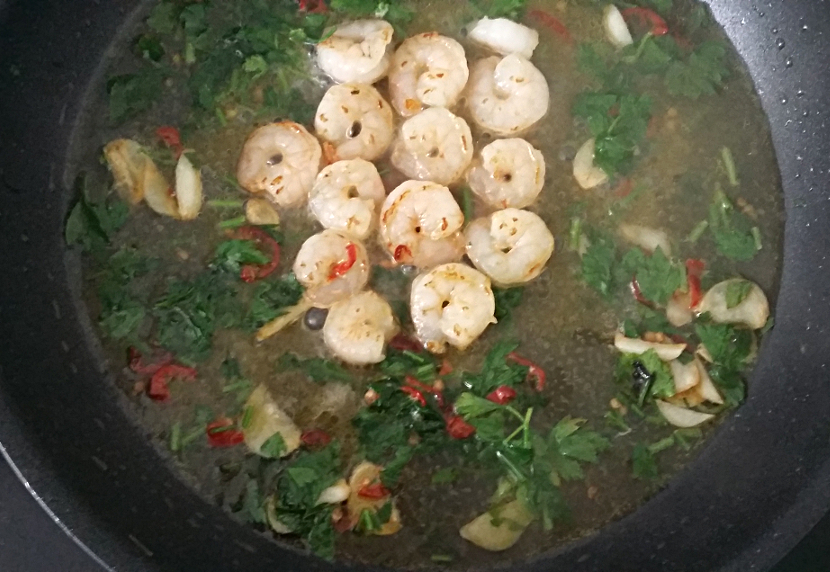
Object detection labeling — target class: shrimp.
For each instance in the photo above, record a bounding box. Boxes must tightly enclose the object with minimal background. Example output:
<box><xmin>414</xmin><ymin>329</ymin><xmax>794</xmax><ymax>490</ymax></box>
<box><xmin>236</xmin><ymin>122</ymin><xmax>322</xmax><ymax>209</ymax></box>
<box><xmin>308</xmin><ymin>159</ymin><xmax>386</xmax><ymax>239</ymax></box>
<box><xmin>466</xmin><ymin>55</ymin><xmax>550</xmax><ymax>136</ymax></box>
<box><xmin>293</xmin><ymin>229</ymin><xmax>370</xmax><ymax>307</ymax></box>
<box><xmin>467</xmin><ymin>17</ymin><xmax>539</xmax><ymax>59</ymax></box>
<box><xmin>465</xmin><ymin>208</ymin><xmax>554</xmax><ymax>286</ymax></box>
<box><xmin>323</xmin><ymin>290</ymin><xmax>399</xmax><ymax>365</ymax></box>
<box><xmin>390</xmin><ymin>107</ymin><xmax>473</xmax><ymax>186</ymax></box>
<box><xmin>316</xmin><ymin>20</ymin><xmax>394</xmax><ymax>84</ymax></box>
<box><xmin>314</xmin><ymin>83</ymin><xmax>394</xmax><ymax>162</ymax></box>
<box><xmin>379</xmin><ymin>180</ymin><xmax>465</xmax><ymax>268</ymax></box>
<box><xmin>388</xmin><ymin>32</ymin><xmax>469</xmax><ymax>117</ymax></box>
<box><xmin>467</xmin><ymin>138</ymin><xmax>546</xmax><ymax>209</ymax></box>
<box><xmin>410</xmin><ymin>263</ymin><xmax>496</xmax><ymax>353</ymax></box>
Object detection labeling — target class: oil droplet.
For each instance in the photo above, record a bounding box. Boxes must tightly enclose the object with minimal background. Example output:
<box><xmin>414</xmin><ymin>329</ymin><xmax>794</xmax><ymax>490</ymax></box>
<box><xmin>771</xmin><ymin>27</ymin><xmax>778</xmax><ymax>34</ymax></box>
<box><xmin>781</xmin><ymin>97</ymin><xmax>788</xmax><ymax>105</ymax></box>
<box><xmin>785</xmin><ymin>58</ymin><xmax>794</xmax><ymax>68</ymax></box>
<box><xmin>796</xmin><ymin>90</ymin><xmax>805</xmax><ymax>98</ymax></box>
<box><xmin>776</xmin><ymin>38</ymin><xmax>786</xmax><ymax>50</ymax></box>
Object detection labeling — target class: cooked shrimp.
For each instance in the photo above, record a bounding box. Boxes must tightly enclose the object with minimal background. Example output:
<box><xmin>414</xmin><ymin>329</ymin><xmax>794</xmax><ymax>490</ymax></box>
<box><xmin>410</xmin><ymin>263</ymin><xmax>496</xmax><ymax>353</ymax></box>
<box><xmin>465</xmin><ymin>208</ymin><xmax>554</xmax><ymax>286</ymax></box>
<box><xmin>308</xmin><ymin>159</ymin><xmax>386</xmax><ymax>239</ymax></box>
<box><xmin>316</xmin><ymin>20</ymin><xmax>394</xmax><ymax>84</ymax></box>
<box><xmin>293</xmin><ymin>229</ymin><xmax>370</xmax><ymax>307</ymax></box>
<box><xmin>379</xmin><ymin>180</ymin><xmax>465</xmax><ymax>268</ymax></box>
<box><xmin>323</xmin><ymin>290</ymin><xmax>399</xmax><ymax>365</ymax></box>
<box><xmin>314</xmin><ymin>83</ymin><xmax>394</xmax><ymax>162</ymax></box>
<box><xmin>467</xmin><ymin>55</ymin><xmax>550</xmax><ymax>136</ymax></box>
<box><xmin>390</xmin><ymin>107</ymin><xmax>473</xmax><ymax>186</ymax></box>
<box><xmin>236</xmin><ymin>122</ymin><xmax>322</xmax><ymax>208</ymax></box>
<box><xmin>388</xmin><ymin>32</ymin><xmax>469</xmax><ymax>117</ymax></box>
<box><xmin>467</xmin><ymin>138</ymin><xmax>546</xmax><ymax>209</ymax></box>
<box><xmin>467</xmin><ymin>17</ymin><xmax>539</xmax><ymax>59</ymax></box>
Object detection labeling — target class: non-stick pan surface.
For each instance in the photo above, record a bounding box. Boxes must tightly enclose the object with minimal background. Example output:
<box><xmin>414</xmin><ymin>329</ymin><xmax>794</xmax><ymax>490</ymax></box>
<box><xmin>1</xmin><ymin>0</ymin><xmax>829</xmax><ymax>571</ymax></box>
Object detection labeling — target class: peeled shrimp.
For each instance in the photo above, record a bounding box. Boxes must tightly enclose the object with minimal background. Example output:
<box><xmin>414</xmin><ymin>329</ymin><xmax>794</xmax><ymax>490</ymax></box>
<box><xmin>293</xmin><ymin>229</ymin><xmax>370</xmax><ymax>308</ymax></box>
<box><xmin>314</xmin><ymin>83</ymin><xmax>394</xmax><ymax>162</ymax></box>
<box><xmin>410</xmin><ymin>263</ymin><xmax>496</xmax><ymax>353</ymax></box>
<box><xmin>465</xmin><ymin>209</ymin><xmax>554</xmax><ymax>286</ymax></box>
<box><xmin>467</xmin><ymin>55</ymin><xmax>549</xmax><ymax>136</ymax></box>
<box><xmin>379</xmin><ymin>180</ymin><xmax>465</xmax><ymax>268</ymax></box>
<box><xmin>467</xmin><ymin>138</ymin><xmax>546</xmax><ymax>209</ymax></box>
<box><xmin>467</xmin><ymin>17</ymin><xmax>539</xmax><ymax>59</ymax></box>
<box><xmin>236</xmin><ymin>122</ymin><xmax>322</xmax><ymax>209</ymax></box>
<box><xmin>323</xmin><ymin>290</ymin><xmax>399</xmax><ymax>365</ymax></box>
<box><xmin>388</xmin><ymin>32</ymin><xmax>469</xmax><ymax>117</ymax></box>
<box><xmin>308</xmin><ymin>159</ymin><xmax>386</xmax><ymax>240</ymax></box>
<box><xmin>390</xmin><ymin>107</ymin><xmax>473</xmax><ymax>186</ymax></box>
<box><xmin>316</xmin><ymin>19</ymin><xmax>394</xmax><ymax>84</ymax></box>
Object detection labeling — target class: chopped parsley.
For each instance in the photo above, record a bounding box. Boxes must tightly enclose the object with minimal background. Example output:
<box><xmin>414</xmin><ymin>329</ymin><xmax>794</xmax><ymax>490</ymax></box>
<box><xmin>65</xmin><ymin>175</ymin><xmax>129</xmax><ymax>255</ymax></box>
<box><xmin>725</xmin><ymin>280</ymin><xmax>753</xmax><ymax>309</ymax></box>
<box><xmin>276</xmin><ymin>353</ymin><xmax>354</xmax><ymax>384</ymax></box>
<box><xmin>246</xmin><ymin>273</ymin><xmax>305</xmax><ymax>330</ymax></box>
<box><xmin>619</xmin><ymin>247</ymin><xmax>686</xmax><ymax>306</ymax></box>
<box><xmin>616</xmin><ymin>349</ymin><xmax>675</xmax><ymax>405</ymax></box>
<box><xmin>493</xmin><ymin>286</ymin><xmax>525</xmax><ymax>323</ymax></box>
<box><xmin>708</xmin><ymin>188</ymin><xmax>761</xmax><ymax>261</ymax></box>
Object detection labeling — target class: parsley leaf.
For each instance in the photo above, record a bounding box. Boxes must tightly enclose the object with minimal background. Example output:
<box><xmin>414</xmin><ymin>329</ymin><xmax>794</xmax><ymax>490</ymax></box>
<box><xmin>725</xmin><ymin>280</ymin><xmax>753</xmax><ymax>308</ymax></box>
<box><xmin>665</xmin><ymin>41</ymin><xmax>729</xmax><ymax>99</ymax></box>
<box><xmin>544</xmin><ymin>417</ymin><xmax>610</xmax><ymax>485</ymax></box>
<box><xmin>621</xmin><ymin>247</ymin><xmax>685</xmax><ymax>305</ymax></box>
<box><xmin>707</xmin><ymin>365</ymin><xmax>746</xmax><ymax>407</ymax></box>
<box><xmin>107</xmin><ymin>68</ymin><xmax>165</xmax><ymax>124</ymax></box>
<box><xmin>460</xmin><ymin>341</ymin><xmax>528</xmax><ymax>396</ymax></box>
<box><xmin>694</xmin><ymin>322</ymin><xmax>752</xmax><ymax>371</ymax></box>
<box><xmin>708</xmin><ymin>188</ymin><xmax>760</xmax><ymax>261</ymax></box>
<box><xmin>65</xmin><ymin>175</ymin><xmax>129</xmax><ymax>254</ymax></box>
<box><xmin>616</xmin><ymin>349</ymin><xmax>675</xmax><ymax>405</ymax></box>
<box><xmin>631</xmin><ymin>443</ymin><xmax>659</xmax><ymax>479</ymax></box>
<box><xmin>246</xmin><ymin>273</ymin><xmax>304</xmax><ymax>329</ymax></box>
<box><xmin>260</xmin><ymin>433</ymin><xmax>287</xmax><ymax>459</ymax></box>
<box><xmin>330</xmin><ymin>0</ymin><xmax>414</xmax><ymax>28</ymax></box>
<box><xmin>276</xmin><ymin>353</ymin><xmax>354</xmax><ymax>384</ymax></box>
<box><xmin>213</xmin><ymin>239</ymin><xmax>271</xmax><ymax>275</ymax></box>
<box><xmin>493</xmin><ymin>286</ymin><xmax>524</xmax><ymax>322</ymax></box>
<box><xmin>470</xmin><ymin>0</ymin><xmax>528</xmax><ymax>19</ymax></box>
<box><xmin>581</xmin><ymin>231</ymin><xmax>617</xmax><ymax>297</ymax></box>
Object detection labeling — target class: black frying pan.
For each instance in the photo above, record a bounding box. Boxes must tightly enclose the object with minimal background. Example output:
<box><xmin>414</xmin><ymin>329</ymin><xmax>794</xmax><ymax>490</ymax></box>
<box><xmin>1</xmin><ymin>0</ymin><xmax>829</xmax><ymax>570</ymax></box>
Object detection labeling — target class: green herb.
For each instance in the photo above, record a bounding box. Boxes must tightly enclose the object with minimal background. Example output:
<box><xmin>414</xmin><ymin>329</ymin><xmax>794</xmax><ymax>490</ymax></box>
<box><xmin>146</xmin><ymin>2</ymin><xmax>178</xmax><ymax>34</ymax></box>
<box><xmin>721</xmin><ymin>146</ymin><xmax>739</xmax><ymax>187</ymax></box>
<box><xmin>107</xmin><ymin>68</ymin><xmax>165</xmax><ymax>124</ymax></box>
<box><xmin>380</xmin><ymin>446</ymin><xmax>414</xmax><ymax>487</ymax></box>
<box><xmin>460</xmin><ymin>341</ymin><xmax>528</xmax><ymax>397</ymax></box>
<box><xmin>631</xmin><ymin>442</ymin><xmax>659</xmax><ymax>479</ymax></box>
<box><xmin>431</xmin><ymin>467</ymin><xmax>459</xmax><ymax>485</ymax></box>
<box><xmin>246</xmin><ymin>273</ymin><xmax>304</xmax><ymax>329</ymax></box>
<box><xmin>241</xmin><ymin>405</ymin><xmax>254</xmax><ymax>429</ymax></box>
<box><xmin>330</xmin><ymin>0</ymin><xmax>415</xmax><ymax>29</ymax></box>
<box><xmin>542</xmin><ymin>417</ymin><xmax>610</xmax><ymax>486</ymax></box>
<box><xmin>379</xmin><ymin>348</ymin><xmax>438</xmax><ymax>381</ymax></box>
<box><xmin>694</xmin><ymin>322</ymin><xmax>752</xmax><ymax>370</ymax></box>
<box><xmin>616</xmin><ymin>349</ymin><xmax>675</xmax><ymax>405</ymax></box>
<box><xmin>568</xmin><ymin>217</ymin><xmax>584</xmax><ymax>251</ymax></box>
<box><xmin>153</xmin><ymin>271</ymin><xmax>244</xmax><ymax>363</ymax></box>
<box><xmin>707</xmin><ymin>365</ymin><xmax>746</xmax><ymax>406</ymax></box>
<box><xmin>65</xmin><ymin>175</ymin><xmax>129</xmax><ymax>254</ymax></box>
<box><xmin>620</xmin><ymin>247</ymin><xmax>686</xmax><ymax>305</ymax></box>
<box><xmin>276</xmin><ymin>353</ymin><xmax>354</xmax><ymax>383</ymax></box>
<box><xmin>493</xmin><ymin>287</ymin><xmax>524</xmax><ymax>322</ymax></box>
<box><xmin>604</xmin><ymin>409</ymin><xmax>631</xmax><ymax>432</ymax></box>
<box><xmin>96</xmin><ymin>248</ymin><xmax>158</xmax><ymax>340</ymax></box>
<box><xmin>134</xmin><ymin>35</ymin><xmax>165</xmax><ymax>62</ymax></box>
<box><xmin>573</xmin><ymin>92</ymin><xmax>652</xmax><ymax>176</ymax></box>
<box><xmin>207</xmin><ymin>199</ymin><xmax>245</xmax><ymax>209</ymax></box>
<box><xmin>261</xmin><ymin>432</ymin><xmax>287</xmax><ymax>459</ymax></box>
<box><xmin>725</xmin><ymin>280</ymin><xmax>753</xmax><ymax>309</ymax></box>
<box><xmin>431</xmin><ymin>554</ymin><xmax>454</xmax><ymax>563</ymax></box>
<box><xmin>169</xmin><ymin>421</ymin><xmax>182</xmax><ymax>452</ymax></box>
<box><xmin>581</xmin><ymin>230</ymin><xmax>617</xmax><ymax>297</ymax></box>
<box><xmin>469</xmin><ymin>0</ymin><xmax>528</xmax><ymax>19</ymax></box>
<box><xmin>213</xmin><ymin>239</ymin><xmax>270</xmax><ymax>274</ymax></box>
<box><xmin>686</xmin><ymin>219</ymin><xmax>709</xmax><ymax>243</ymax></box>
<box><xmin>708</xmin><ymin>187</ymin><xmax>760</xmax><ymax>261</ymax></box>
<box><xmin>460</xmin><ymin>186</ymin><xmax>475</xmax><ymax>225</ymax></box>
<box><xmin>271</xmin><ymin>443</ymin><xmax>342</xmax><ymax>559</ymax></box>
<box><xmin>664</xmin><ymin>41</ymin><xmax>729</xmax><ymax>99</ymax></box>
<box><xmin>217</xmin><ymin>215</ymin><xmax>248</xmax><ymax>230</ymax></box>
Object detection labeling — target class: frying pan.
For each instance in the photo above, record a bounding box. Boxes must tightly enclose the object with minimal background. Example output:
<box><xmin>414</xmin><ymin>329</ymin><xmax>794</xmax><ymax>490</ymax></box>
<box><xmin>1</xmin><ymin>0</ymin><xmax>829</xmax><ymax>570</ymax></box>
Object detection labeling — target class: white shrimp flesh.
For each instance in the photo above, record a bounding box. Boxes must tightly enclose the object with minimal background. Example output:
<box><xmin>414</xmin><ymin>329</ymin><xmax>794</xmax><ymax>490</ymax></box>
<box><xmin>467</xmin><ymin>17</ymin><xmax>539</xmax><ymax>59</ymax></box>
<box><xmin>467</xmin><ymin>138</ymin><xmax>546</xmax><ymax>209</ymax></box>
<box><xmin>410</xmin><ymin>263</ymin><xmax>496</xmax><ymax>353</ymax></box>
<box><xmin>323</xmin><ymin>290</ymin><xmax>399</xmax><ymax>365</ymax></box>
<box><xmin>308</xmin><ymin>159</ymin><xmax>386</xmax><ymax>240</ymax></box>
<box><xmin>467</xmin><ymin>55</ymin><xmax>550</xmax><ymax>136</ymax></box>
<box><xmin>236</xmin><ymin>122</ymin><xmax>322</xmax><ymax>209</ymax></box>
<box><xmin>388</xmin><ymin>32</ymin><xmax>469</xmax><ymax>117</ymax></box>
<box><xmin>465</xmin><ymin>208</ymin><xmax>554</xmax><ymax>286</ymax></box>
<box><xmin>293</xmin><ymin>229</ymin><xmax>370</xmax><ymax>308</ymax></box>
<box><xmin>314</xmin><ymin>83</ymin><xmax>394</xmax><ymax>162</ymax></box>
<box><xmin>390</xmin><ymin>107</ymin><xmax>473</xmax><ymax>186</ymax></box>
<box><xmin>379</xmin><ymin>180</ymin><xmax>465</xmax><ymax>268</ymax></box>
<box><xmin>316</xmin><ymin>19</ymin><xmax>394</xmax><ymax>84</ymax></box>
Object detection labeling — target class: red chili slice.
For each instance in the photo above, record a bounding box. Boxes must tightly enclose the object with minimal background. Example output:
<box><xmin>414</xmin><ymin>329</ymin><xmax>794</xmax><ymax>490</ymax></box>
<box><xmin>621</xmin><ymin>7</ymin><xmax>669</xmax><ymax>36</ymax></box>
<box><xmin>298</xmin><ymin>0</ymin><xmax>328</xmax><ymax>13</ymax></box>
<box><xmin>486</xmin><ymin>385</ymin><xmax>517</xmax><ymax>405</ymax></box>
<box><xmin>445</xmin><ymin>415</ymin><xmax>476</xmax><ymax>439</ymax></box>
<box><xmin>206</xmin><ymin>418</ymin><xmax>245</xmax><ymax>448</ymax></box>
<box><xmin>393</xmin><ymin>244</ymin><xmax>413</xmax><ymax>263</ymax></box>
<box><xmin>148</xmin><ymin>363</ymin><xmax>197</xmax><ymax>401</ymax></box>
<box><xmin>405</xmin><ymin>375</ymin><xmax>444</xmax><ymax>408</ymax></box>
<box><xmin>300</xmin><ymin>429</ymin><xmax>332</xmax><ymax>448</ymax></box>
<box><xmin>127</xmin><ymin>347</ymin><xmax>173</xmax><ymax>375</ymax></box>
<box><xmin>613</xmin><ymin>178</ymin><xmax>634</xmax><ymax>198</ymax></box>
<box><xmin>328</xmin><ymin>242</ymin><xmax>358</xmax><ymax>280</ymax></box>
<box><xmin>389</xmin><ymin>333</ymin><xmax>423</xmax><ymax>353</ymax></box>
<box><xmin>630</xmin><ymin>277</ymin><xmax>652</xmax><ymax>307</ymax></box>
<box><xmin>506</xmin><ymin>352</ymin><xmax>546</xmax><ymax>391</ymax></box>
<box><xmin>231</xmin><ymin>226</ymin><xmax>280</xmax><ymax>283</ymax></box>
<box><xmin>155</xmin><ymin>126</ymin><xmax>184</xmax><ymax>159</ymax></box>
<box><xmin>528</xmin><ymin>10</ymin><xmax>574</xmax><ymax>44</ymax></box>
<box><xmin>358</xmin><ymin>482</ymin><xmax>390</xmax><ymax>499</ymax></box>
<box><xmin>438</xmin><ymin>359</ymin><xmax>453</xmax><ymax>376</ymax></box>
<box><xmin>401</xmin><ymin>385</ymin><xmax>427</xmax><ymax>407</ymax></box>
<box><xmin>685</xmin><ymin>258</ymin><xmax>706</xmax><ymax>309</ymax></box>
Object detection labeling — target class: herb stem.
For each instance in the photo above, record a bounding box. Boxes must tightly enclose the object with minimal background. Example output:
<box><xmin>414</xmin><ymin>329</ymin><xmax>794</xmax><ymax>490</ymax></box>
<box><xmin>648</xmin><ymin>436</ymin><xmax>676</xmax><ymax>454</ymax></box>
<box><xmin>170</xmin><ymin>421</ymin><xmax>182</xmax><ymax>452</ymax></box>
<box><xmin>568</xmin><ymin>217</ymin><xmax>583</xmax><ymax>251</ymax></box>
<box><xmin>751</xmin><ymin>226</ymin><xmax>763</xmax><ymax>251</ymax></box>
<box><xmin>218</xmin><ymin>215</ymin><xmax>248</xmax><ymax>229</ymax></box>
<box><xmin>721</xmin><ymin>146</ymin><xmax>739</xmax><ymax>187</ymax></box>
<box><xmin>686</xmin><ymin>220</ymin><xmax>709</xmax><ymax>243</ymax></box>
<box><xmin>208</xmin><ymin>199</ymin><xmax>245</xmax><ymax>208</ymax></box>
